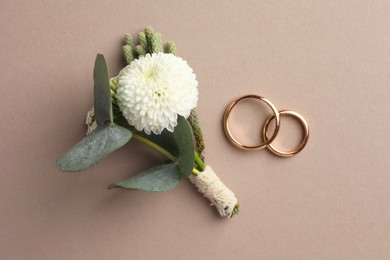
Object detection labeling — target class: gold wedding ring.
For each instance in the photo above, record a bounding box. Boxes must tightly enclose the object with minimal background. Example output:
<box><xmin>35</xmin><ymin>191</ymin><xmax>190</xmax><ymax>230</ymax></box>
<box><xmin>262</xmin><ymin>110</ymin><xmax>309</xmax><ymax>157</ymax></box>
<box><xmin>223</xmin><ymin>95</ymin><xmax>309</xmax><ymax>157</ymax></box>
<box><xmin>223</xmin><ymin>94</ymin><xmax>280</xmax><ymax>150</ymax></box>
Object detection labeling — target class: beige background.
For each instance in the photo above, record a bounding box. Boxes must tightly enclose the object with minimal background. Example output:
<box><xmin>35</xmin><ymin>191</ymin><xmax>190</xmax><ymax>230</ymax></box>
<box><xmin>1</xmin><ymin>1</ymin><xmax>390</xmax><ymax>259</ymax></box>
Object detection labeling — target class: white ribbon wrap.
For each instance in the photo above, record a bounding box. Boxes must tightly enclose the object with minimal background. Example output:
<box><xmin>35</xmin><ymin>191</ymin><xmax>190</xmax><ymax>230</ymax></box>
<box><xmin>86</xmin><ymin>107</ymin><xmax>98</xmax><ymax>135</ymax></box>
<box><xmin>189</xmin><ymin>165</ymin><xmax>238</xmax><ymax>217</ymax></box>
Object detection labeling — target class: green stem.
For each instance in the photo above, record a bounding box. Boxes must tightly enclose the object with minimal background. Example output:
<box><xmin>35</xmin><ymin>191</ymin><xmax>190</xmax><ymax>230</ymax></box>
<box><xmin>132</xmin><ymin>133</ymin><xmax>177</xmax><ymax>162</ymax></box>
<box><xmin>132</xmin><ymin>133</ymin><xmax>204</xmax><ymax>176</ymax></box>
<box><xmin>194</xmin><ymin>152</ymin><xmax>205</xmax><ymax>171</ymax></box>
<box><xmin>230</xmin><ymin>204</ymin><xmax>240</xmax><ymax>218</ymax></box>
<box><xmin>192</xmin><ymin>168</ymin><xmax>200</xmax><ymax>176</ymax></box>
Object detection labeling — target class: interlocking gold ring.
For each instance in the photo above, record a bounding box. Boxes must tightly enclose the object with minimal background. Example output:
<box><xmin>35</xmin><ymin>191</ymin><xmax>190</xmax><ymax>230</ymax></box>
<box><xmin>223</xmin><ymin>94</ymin><xmax>280</xmax><ymax>150</ymax></box>
<box><xmin>262</xmin><ymin>110</ymin><xmax>309</xmax><ymax>157</ymax></box>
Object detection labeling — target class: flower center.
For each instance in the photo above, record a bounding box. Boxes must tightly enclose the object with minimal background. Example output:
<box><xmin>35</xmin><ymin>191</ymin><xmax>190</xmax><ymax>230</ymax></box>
<box><xmin>154</xmin><ymin>85</ymin><xmax>168</xmax><ymax>98</ymax></box>
<box><xmin>143</xmin><ymin>67</ymin><xmax>159</xmax><ymax>81</ymax></box>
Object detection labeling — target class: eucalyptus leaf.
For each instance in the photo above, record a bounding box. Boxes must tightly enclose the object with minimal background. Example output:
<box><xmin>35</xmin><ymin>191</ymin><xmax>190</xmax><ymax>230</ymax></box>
<box><xmin>94</xmin><ymin>54</ymin><xmax>112</xmax><ymax>126</ymax></box>
<box><xmin>115</xmin><ymin>114</ymin><xmax>194</xmax><ymax>177</ymax></box>
<box><xmin>56</xmin><ymin>124</ymin><xmax>132</xmax><ymax>172</ymax></box>
<box><xmin>108</xmin><ymin>162</ymin><xmax>182</xmax><ymax>192</ymax></box>
<box><xmin>115</xmin><ymin>115</ymin><xmax>178</xmax><ymax>156</ymax></box>
<box><xmin>174</xmin><ymin>116</ymin><xmax>195</xmax><ymax>177</ymax></box>
<box><xmin>137</xmin><ymin>129</ymin><xmax>178</xmax><ymax>157</ymax></box>
<box><xmin>115</xmin><ymin>116</ymin><xmax>195</xmax><ymax>177</ymax></box>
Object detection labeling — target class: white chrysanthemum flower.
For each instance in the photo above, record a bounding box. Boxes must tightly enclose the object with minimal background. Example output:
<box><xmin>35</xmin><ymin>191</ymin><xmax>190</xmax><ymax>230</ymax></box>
<box><xmin>116</xmin><ymin>53</ymin><xmax>198</xmax><ymax>135</ymax></box>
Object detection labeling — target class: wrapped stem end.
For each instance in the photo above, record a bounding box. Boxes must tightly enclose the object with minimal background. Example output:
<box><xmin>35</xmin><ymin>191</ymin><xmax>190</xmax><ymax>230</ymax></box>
<box><xmin>189</xmin><ymin>165</ymin><xmax>239</xmax><ymax>218</ymax></box>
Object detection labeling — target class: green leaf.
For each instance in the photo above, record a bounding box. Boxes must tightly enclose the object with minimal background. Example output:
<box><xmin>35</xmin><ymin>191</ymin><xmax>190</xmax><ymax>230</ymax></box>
<box><xmin>174</xmin><ymin>116</ymin><xmax>195</xmax><ymax>177</ymax></box>
<box><xmin>94</xmin><ymin>54</ymin><xmax>112</xmax><ymax>126</ymax></box>
<box><xmin>139</xmin><ymin>130</ymin><xmax>179</xmax><ymax>157</ymax></box>
<box><xmin>114</xmin><ymin>115</ymin><xmax>195</xmax><ymax>177</ymax></box>
<box><xmin>108</xmin><ymin>162</ymin><xmax>182</xmax><ymax>192</ymax></box>
<box><xmin>115</xmin><ymin>115</ymin><xmax>178</xmax><ymax>156</ymax></box>
<box><xmin>56</xmin><ymin>124</ymin><xmax>132</xmax><ymax>172</ymax></box>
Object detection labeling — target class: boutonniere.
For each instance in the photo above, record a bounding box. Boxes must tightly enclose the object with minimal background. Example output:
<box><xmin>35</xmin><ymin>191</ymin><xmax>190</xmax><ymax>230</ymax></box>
<box><xmin>57</xmin><ymin>27</ymin><xmax>239</xmax><ymax>218</ymax></box>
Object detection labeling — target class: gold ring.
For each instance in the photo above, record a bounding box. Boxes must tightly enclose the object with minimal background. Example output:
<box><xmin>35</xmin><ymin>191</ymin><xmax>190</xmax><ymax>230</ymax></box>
<box><xmin>223</xmin><ymin>94</ymin><xmax>280</xmax><ymax>150</ymax></box>
<box><xmin>262</xmin><ymin>110</ymin><xmax>309</xmax><ymax>157</ymax></box>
